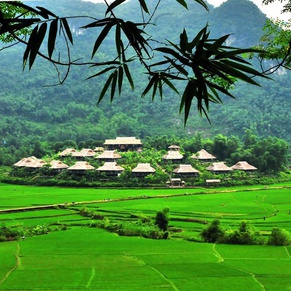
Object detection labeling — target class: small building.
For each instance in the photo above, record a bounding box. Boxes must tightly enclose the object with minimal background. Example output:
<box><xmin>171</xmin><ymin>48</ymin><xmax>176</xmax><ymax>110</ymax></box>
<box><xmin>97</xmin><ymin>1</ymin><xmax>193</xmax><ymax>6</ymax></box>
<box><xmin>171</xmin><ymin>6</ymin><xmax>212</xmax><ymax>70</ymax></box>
<box><xmin>191</xmin><ymin>149</ymin><xmax>216</xmax><ymax>162</ymax></box>
<box><xmin>103</xmin><ymin>137</ymin><xmax>142</xmax><ymax>151</ymax></box>
<box><xmin>131</xmin><ymin>163</ymin><xmax>155</xmax><ymax>177</ymax></box>
<box><xmin>172</xmin><ymin>164</ymin><xmax>199</xmax><ymax>177</ymax></box>
<box><xmin>49</xmin><ymin>160</ymin><xmax>69</xmax><ymax>173</ymax></box>
<box><xmin>206</xmin><ymin>162</ymin><xmax>233</xmax><ymax>174</ymax></box>
<box><xmin>67</xmin><ymin>161</ymin><xmax>95</xmax><ymax>175</ymax></box>
<box><xmin>206</xmin><ymin>179</ymin><xmax>221</xmax><ymax>186</ymax></box>
<box><xmin>97</xmin><ymin>162</ymin><xmax>124</xmax><ymax>176</ymax></box>
<box><xmin>168</xmin><ymin>145</ymin><xmax>181</xmax><ymax>151</ymax></box>
<box><xmin>58</xmin><ymin>148</ymin><xmax>77</xmax><ymax>157</ymax></box>
<box><xmin>231</xmin><ymin>161</ymin><xmax>257</xmax><ymax>172</ymax></box>
<box><xmin>71</xmin><ymin>148</ymin><xmax>96</xmax><ymax>159</ymax></box>
<box><xmin>166</xmin><ymin>178</ymin><xmax>185</xmax><ymax>188</ymax></box>
<box><xmin>14</xmin><ymin>157</ymin><xmax>46</xmax><ymax>169</ymax></box>
<box><xmin>163</xmin><ymin>151</ymin><xmax>183</xmax><ymax>163</ymax></box>
<box><xmin>95</xmin><ymin>150</ymin><xmax>121</xmax><ymax>162</ymax></box>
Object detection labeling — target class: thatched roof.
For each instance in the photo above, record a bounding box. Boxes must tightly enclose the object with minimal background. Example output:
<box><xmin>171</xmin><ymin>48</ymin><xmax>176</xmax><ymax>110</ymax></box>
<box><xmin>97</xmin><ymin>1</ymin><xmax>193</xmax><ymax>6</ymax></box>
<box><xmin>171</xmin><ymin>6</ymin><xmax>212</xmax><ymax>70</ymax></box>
<box><xmin>132</xmin><ymin>163</ymin><xmax>155</xmax><ymax>173</ymax></box>
<box><xmin>191</xmin><ymin>149</ymin><xmax>216</xmax><ymax>160</ymax></box>
<box><xmin>94</xmin><ymin>147</ymin><xmax>104</xmax><ymax>152</ymax></box>
<box><xmin>206</xmin><ymin>162</ymin><xmax>232</xmax><ymax>172</ymax></box>
<box><xmin>96</xmin><ymin>150</ymin><xmax>121</xmax><ymax>160</ymax></box>
<box><xmin>173</xmin><ymin>164</ymin><xmax>199</xmax><ymax>174</ymax></box>
<box><xmin>14</xmin><ymin>157</ymin><xmax>46</xmax><ymax>168</ymax></box>
<box><xmin>97</xmin><ymin>162</ymin><xmax>124</xmax><ymax>172</ymax></box>
<box><xmin>58</xmin><ymin>148</ymin><xmax>77</xmax><ymax>157</ymax></box>
<box><xmin>231</xmin><ymin>161</ymin><xmax>257</xmax><ymax>171</ymax></box>
<box><xmin>104</xmin><ymin>137</ymin><xmax>142</xmax><ymax>145</ymax></box>
<box><xmin>168</xmin><ymin>145</ymin><xmax>180</xmax><ymax>150</ymax></box>
<box><xmin>163</xmin><ymin>151</ymin><xmax>183</xmax><ymax>160</ymax></box>
<box><xmin>50</xmin><ymin>160</ymin><xmax>69</xmax><ymax>169</ymax></box>
<box><xmin>67</xmin><ymin>161</ymin><xmax>95</xmax><ymax>171</ymax></box>
<box><xmin>72</xmin><ymin>148</ymin><xmax>96</xmax><ymax>158</ymax></box>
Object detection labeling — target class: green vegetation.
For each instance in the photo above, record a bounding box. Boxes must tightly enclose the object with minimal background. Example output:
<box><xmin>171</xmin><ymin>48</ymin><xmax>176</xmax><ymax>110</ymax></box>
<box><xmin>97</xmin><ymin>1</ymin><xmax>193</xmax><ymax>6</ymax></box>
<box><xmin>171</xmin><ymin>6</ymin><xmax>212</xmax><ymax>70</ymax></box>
<box><xmin>0</xmin><ymin>183</ymin><xmax>290</xmax><ymax>289</ymax></box>
<box><xmin>0</xmin><ymin>0</ymin><xmax>291</xmax><ymax>149</ymax></box>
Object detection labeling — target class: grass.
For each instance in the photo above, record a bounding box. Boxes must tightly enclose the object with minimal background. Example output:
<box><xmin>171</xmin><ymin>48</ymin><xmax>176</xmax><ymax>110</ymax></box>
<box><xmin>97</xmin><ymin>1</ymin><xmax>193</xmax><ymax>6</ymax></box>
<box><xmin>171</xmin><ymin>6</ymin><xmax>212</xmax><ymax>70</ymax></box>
<box><xmin>0</xmin><ymin>183</ymin><xmax>290</xmax><ymax>290</ymax></box>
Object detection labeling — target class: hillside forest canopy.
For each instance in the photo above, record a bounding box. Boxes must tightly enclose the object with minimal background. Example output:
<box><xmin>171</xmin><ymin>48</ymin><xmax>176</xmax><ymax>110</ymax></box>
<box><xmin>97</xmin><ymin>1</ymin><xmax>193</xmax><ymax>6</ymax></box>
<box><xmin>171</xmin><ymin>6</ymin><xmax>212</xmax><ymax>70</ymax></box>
<box><xmin>0</xmin><ymin>0</ymin><xmax>288</xmax><ymax>120</ymax></box>
<box><xmin>0</xmin><ymin>0</ymin><xmax>291</xmax><ymax>157</ymax></box>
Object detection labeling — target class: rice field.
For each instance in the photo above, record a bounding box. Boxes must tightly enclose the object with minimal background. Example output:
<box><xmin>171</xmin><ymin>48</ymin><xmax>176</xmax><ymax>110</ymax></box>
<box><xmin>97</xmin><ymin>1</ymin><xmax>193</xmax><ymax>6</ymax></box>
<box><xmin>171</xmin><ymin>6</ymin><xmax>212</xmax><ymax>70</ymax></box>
<box><xmin>0</xmin><ymin>183</ymin><xmax>290</xmax><ymax>290</ymax></box>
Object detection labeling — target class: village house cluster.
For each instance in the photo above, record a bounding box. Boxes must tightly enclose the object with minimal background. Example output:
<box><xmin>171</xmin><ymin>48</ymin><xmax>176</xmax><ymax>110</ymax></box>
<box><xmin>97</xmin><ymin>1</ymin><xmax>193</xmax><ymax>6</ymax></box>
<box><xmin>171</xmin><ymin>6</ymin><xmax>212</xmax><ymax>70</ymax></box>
<box><xmin>13</xmin><ymin>137</ymin><xmax>257</xmax><ymax>186</ymax></box>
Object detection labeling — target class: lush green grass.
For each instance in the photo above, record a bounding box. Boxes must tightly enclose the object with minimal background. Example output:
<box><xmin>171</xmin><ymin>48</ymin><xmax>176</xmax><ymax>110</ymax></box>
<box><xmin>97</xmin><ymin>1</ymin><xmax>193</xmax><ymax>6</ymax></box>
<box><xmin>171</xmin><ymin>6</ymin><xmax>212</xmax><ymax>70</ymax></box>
<box><xmin>0</xmin><ymin>183</ymin><xmax>290</xmax><ymax>290</ymax></box>
<box><xmin>1</xmin><ymin>228</ymin><xmax>290</xmax><ymax>290</ymax></box>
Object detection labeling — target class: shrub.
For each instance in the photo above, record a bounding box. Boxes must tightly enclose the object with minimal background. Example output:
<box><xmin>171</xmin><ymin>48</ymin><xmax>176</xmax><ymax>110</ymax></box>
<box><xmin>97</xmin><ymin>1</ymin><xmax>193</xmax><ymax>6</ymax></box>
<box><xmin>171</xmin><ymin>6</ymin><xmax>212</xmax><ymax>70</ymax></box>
<box><xmin>155</xmin><ymin>207</ymin><xmax>170</xmax><ymax>231</ymax></box>
<box><xmin>267</xmin><ymin>227</ymin><xmax>291</xmax><ymax>246</ymax></box>
<box><xmin>201</xmin><ymin>219</ymin><xmax>225</xmax><ymax>243</ymax></box>
<box><xmin>223</xmin><ymin>221</ymin><xmax>264</xmax><ymax>245</ymax></box>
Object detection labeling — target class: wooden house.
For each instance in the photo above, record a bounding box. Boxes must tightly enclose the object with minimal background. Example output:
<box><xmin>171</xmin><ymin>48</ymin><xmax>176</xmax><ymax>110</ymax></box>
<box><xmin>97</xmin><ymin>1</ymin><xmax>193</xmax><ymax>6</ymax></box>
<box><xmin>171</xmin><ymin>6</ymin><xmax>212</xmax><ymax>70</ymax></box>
<box><xmin>71</xmin><ymin>148</ymin><xmax>96</xmax><ymax>159</ymax></box>
<box><xmin>166</xmin><ymin>178</ymin><xmax>185</xmax><ymax>188</ymax></box>
<box><xmin>131</xmin><ymin>163</ymin><xmax>155</xmax><ymax>177</ymax></box>
<box><xmin>191</xmin><ymin>149</ymin><xmax>216</xmax><ymax>162</ymax></box>
<box><xmin>58</xmin><ymin>148</ymin><xmax>77</xmax><ymax>157</ymax></box>
<box><xmin>206</xmin><ymin>162</ymin><xmax>233</xmax><ymax>174</ymax></box>
<box><xmin>103</xmin><ymin>137</ymin><xmax>142</xmax><ymax>151</ymax></box>
<box><xmin>49</xmin><ymin>160</ymin><xmax>69</xmax><ymax>174</ymax></box>
<box><xmin>97</xmin><ymin>162</ymin><xmax>124</xmax><ymax>176</ymax></box>
<box><xmin>231</xmin><ymin>161</ymin><xmax>257</xmax><ymax>172</ymax></box>
<box><xmin>163</xmin><ymin>151</ymin><xmax>183</xmax><ymax>163</ymax></box>
<box><xmin>172</xmin><ymin>164</ymin><xmax>199</xmax><ymax>177</ymax></box>
<box><xmin>95</xmin><ymin>150</ymin><xmax>121</xmax><ymax>162</ymax></box>
<box><xmin>67</xmin><ymin>161</ymin><xmax>95</xmax><ymax>175</ymax></box>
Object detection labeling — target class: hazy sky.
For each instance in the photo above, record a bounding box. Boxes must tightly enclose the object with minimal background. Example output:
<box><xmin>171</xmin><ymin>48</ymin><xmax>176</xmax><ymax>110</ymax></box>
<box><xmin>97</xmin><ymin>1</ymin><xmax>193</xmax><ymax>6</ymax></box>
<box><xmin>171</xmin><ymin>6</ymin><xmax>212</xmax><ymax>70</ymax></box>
<box><xmin>83</xmin><ymin>0</ymin><xmax>291</xmax><ymax>20</ymax></box>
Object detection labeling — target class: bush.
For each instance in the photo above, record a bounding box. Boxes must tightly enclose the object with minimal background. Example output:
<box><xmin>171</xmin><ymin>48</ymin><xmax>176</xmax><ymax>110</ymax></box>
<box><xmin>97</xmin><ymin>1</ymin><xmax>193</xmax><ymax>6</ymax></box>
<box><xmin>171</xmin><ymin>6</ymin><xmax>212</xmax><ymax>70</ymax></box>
<box><xmin>267</xmin><ymin>227</ymin><xmax>291</xmax><ymax>246</ymax></box>
<box><xmin>201</xmin><ymin>219</ymin><xmax>225</xmax><ymax>243</ymax></box>
<box><xmin>223</xmin><ymin>221</ymin><xmax>264</xmax><ymax>245</ymax></box>
<box><xmin>155</xmin><ymin>207</ymin><xmax>170</xmax><ymax>231</ymax></box>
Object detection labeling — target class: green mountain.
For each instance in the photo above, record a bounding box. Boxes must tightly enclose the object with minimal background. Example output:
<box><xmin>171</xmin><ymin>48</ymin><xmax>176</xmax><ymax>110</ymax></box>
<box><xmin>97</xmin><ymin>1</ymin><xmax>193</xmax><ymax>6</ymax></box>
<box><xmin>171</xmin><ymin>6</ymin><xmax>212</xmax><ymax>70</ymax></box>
<box><xmin>0</xmin><ymin>0</ymin><xmax>290</xmax><ymax>149</ymax></box>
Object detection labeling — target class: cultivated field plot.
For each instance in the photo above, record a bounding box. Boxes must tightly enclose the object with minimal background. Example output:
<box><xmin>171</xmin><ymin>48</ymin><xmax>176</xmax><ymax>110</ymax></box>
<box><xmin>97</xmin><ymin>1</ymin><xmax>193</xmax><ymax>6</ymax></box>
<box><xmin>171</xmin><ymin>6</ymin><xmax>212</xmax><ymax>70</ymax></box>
<box><xmin>0</xmin><ymin>228</ymin><xmax>290</xmax><ymax>290</ymax></box>
<box><xmin>0</xmin><ymin>183</ymin><xmax>290</xmax><ymax>290</ymax></box>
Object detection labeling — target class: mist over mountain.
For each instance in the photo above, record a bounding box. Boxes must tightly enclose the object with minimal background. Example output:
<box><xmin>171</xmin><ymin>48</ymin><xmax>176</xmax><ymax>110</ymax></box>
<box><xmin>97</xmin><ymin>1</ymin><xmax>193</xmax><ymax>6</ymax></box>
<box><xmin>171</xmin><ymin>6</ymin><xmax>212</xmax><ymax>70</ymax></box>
<box><xmin>0</xmin><ymin>0</ymin><xmax>290</xmax><ymax>148</ymax></box>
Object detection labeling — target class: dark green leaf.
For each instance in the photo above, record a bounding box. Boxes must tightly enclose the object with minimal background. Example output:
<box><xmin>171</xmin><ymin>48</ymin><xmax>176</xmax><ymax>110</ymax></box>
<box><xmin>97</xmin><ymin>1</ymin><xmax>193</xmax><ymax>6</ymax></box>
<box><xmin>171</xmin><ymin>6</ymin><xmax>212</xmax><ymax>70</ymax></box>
<box><xmin>23</xmin><ymin>24</ymin><xmax>38</xmax><ymax>70</ymax></box>
<box><xmin>36</xmin><ymin>6</ymin><xmax>57</xmax><ymax>18</ymax></box>
<box><xmin>97</xmin><ymin>74</ymin><xmax>114</xmax><ymax>104</ymax></box>
<box><xmin>123</xmin><ymin>63</ymin><xmax>134</xmax><ymax>89</ymax></box>
<box><xmin>106</xmin><ymin>0</ymin><xmax>126</xmax><ymax>15</ymax></box>
<box><xmin>118</xmin><ymin>66</ymin><xmax>123</xmax><ymax>94</ymax></box>
<box><xmin>111</xmin><ymin>71</ymin><xmax>118</xmax><ymax>101</ymax></box>
<box><xmin>138</xmin><ymin>0</ymin><xmax>149</xmax><ymax>13</ymax></box>
<box><xmin>87</xmin><ymin>66</ymin><xmax>116</xmax><ymax>80</ymax></box>
<box><xmin>92</xmin><ymin>23</ymin><xmax>114</xmax><ymax>58</ymax></box>
<box><xmin>61</xmin><ymin>18</ymin><xmax>73</xmax><ymax>44</ymax></box>
<box><xmin>48</xmin><ymin>19</ymin><xmax>58</xmax><ymax>59</ymax></box>
<box><xmin>176</xmin><ymin>0</ymin><xmax>188</xmax><ymax>9</ymax></box>
<box><xmin>29</xmin><ymin>22</ymin><xmax>47</xmax><ymax>69</ymax></box>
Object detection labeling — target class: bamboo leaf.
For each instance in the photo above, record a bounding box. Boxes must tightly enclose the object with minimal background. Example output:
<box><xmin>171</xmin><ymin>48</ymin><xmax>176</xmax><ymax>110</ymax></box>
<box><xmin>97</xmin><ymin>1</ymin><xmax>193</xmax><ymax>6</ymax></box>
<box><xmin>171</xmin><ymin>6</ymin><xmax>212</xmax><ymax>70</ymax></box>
<box><xmin>123</xmin><ymin>63</ymin><xmax>134</xmax><ymax>89</ymax></box>
<box><xmin>97</xmin><ymin>74</ymin><xmax>114</xmax><ymax>104</ymax></box>
<box><xmin>29</xmin><ymin>22</ymin><xmax>47</xmax><ymax>69</ymax></box>
<box><xmin>48</xmin><ymin>19</ymin><xmax>58</xmax><ymax>59</ymax></box>
<box><xmin>138</xmin><ymin>0</ymin><xmax>149</xmax><ymax>13</ymax></box>
<box><xmin>61</xmin><ymin>18</ymin><xmax>73</xmax><ymax>44</ymax></box>
<box><xmin>111</xmin><ymin>70</ymin><xmax>118</xmax><ymax>101</ymax></box>
<box><xmin>106</xmin><ymin>0</ymin><xmax>126</xmax><ymax>15</ymax></box>
<box><xmin>23</xmin><ymin>25</ymin><xmax>38</xmax><ymax>70</ymax></box>
<box><xmin>118</xmin><ymin>66</ymin><xmax>123</xmax><ymax>94</ymax></box>
<box><xmin>92</xmin><ymin>23</ymin><xmax>114</xmax><ymax>58</ymax></box>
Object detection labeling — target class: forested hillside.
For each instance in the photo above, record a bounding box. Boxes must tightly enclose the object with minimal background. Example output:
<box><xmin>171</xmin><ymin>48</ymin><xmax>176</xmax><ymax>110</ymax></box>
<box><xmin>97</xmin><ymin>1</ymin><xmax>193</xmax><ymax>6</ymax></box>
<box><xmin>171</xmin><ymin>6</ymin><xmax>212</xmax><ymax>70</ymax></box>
<box><xmin>0</xmin><ymin>0</ymin><xmax>290</xmax><ymax>150</ymax></box>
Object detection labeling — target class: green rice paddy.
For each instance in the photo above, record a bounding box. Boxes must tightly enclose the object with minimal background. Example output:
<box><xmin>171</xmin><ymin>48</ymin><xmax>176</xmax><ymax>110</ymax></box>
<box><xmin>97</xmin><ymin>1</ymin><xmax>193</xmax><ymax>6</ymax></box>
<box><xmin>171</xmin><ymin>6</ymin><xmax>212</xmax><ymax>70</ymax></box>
<box><xmin>0</xmin><ymin>183</ymin><xmax>290</xmax><ymax>290</ymax></box>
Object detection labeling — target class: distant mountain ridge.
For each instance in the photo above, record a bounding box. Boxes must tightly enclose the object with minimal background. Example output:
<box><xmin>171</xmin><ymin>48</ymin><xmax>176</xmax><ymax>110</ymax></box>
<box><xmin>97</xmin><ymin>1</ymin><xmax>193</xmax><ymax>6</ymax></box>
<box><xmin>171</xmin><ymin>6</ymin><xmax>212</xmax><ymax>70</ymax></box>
<box><xmin>0</xmin><ymin>0</ymin><xmax>290</xmax><ymax>147</ymax></box>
